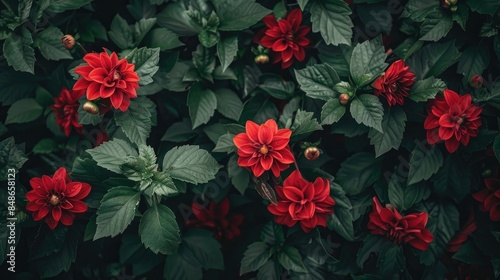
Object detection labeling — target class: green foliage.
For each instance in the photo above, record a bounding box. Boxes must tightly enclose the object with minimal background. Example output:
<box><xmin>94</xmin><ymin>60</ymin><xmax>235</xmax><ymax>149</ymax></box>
<box><xmin>162</xmin><ymin>145</ymin><xmax>220</xmax><ymax>184</ymax></box>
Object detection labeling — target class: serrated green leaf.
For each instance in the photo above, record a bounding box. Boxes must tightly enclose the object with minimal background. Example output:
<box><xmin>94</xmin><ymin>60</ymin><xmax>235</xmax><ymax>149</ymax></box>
<box><xmin>45</xmin><ymin>0</ymin><xmax>91</xmax><ymax>13</ymax></box>
<box><xmin>0</xmin><ymin>137</ymin><xmax>28</xmax><ymax>179</ymax></box>
<box><xmin>431</xmin><ymin>154</ymin><xmax>470</xmax><ymax>203</ymax></box>
<box><xmin>278</xmin><ymin>246</ymin><xmax>307</xmax><ymax>273</ymax></box>
<box><xmin>188</xmin><ymin>83</ymin><xmax>217</xmax><ymax>129</ymax></box>
<box><xmin>240</xmin><ymin>241</ymin><xmax>270</xmax><ymax>275</ymax></box>
<box><xmin>108</xmin><ymin>14</ymin><xmax>133</xmax><ymax>50</ymax></box>
<box><xmin>33</xmin><ymin>138</ymin><xmax>60</xmax><ymax>154</ymax></box>
<box><xmin>350</xmin><ymin>37</ymin><xmax>388</xmax><ymax>87</ymax></box>
<box><xmin>356</xmin><ymin>234</ymin><xmax>390</xmax><ymax>267</ymax></box>
<box><xmin>409</xmin><ymin>77</ymin><xmax>446</xmax><ymax>102</ymax></box>
<box><xmin>216</xmin><ymin>0</ymin><xmax>270</xmax><ymax>31</ymax></box>
<box><xmin>3</xmin><ymin>30</ymin><xmax>35</xmax><ymax>74</ymax></box>
<box><xmin>87</xmin><ymin>139</ymin><xmax>138</xmax><ymax>174</ymax></box>
<box><xmin>407</xmin><ymin>143</ymin><xmax>443</xmax><ymax>185</ymax></box>
<box><xmin>139</xmin><ymin>204</ymin><xmax>180</xmax><ymax>255</ymax></box>
<box><xmin>180</xmin><ymin>230</ymin><xmax>224</xmax><ymax>270</ymax></box>
<box><xmin>258</xmin><ymin>74</ymin><xmax>296</xmax><ymax>100</ymax></box>
<box><xmin>350</xmin><ymin>94</ymin><xmax>384</xmax><ymax>132</ymax></box>
<box><xmin>77</xmin><ymin>102</ymin><xmax>103</xmax><ymax>125</ymax></box>
<box><xmin>452</xmin><ymin>4</ymin><xmax>468</xmax><ymax>30</ymax></box>
<box><xmin>5</xmin><ymin>98</ymin><xmax>43</xmax><ymax>124</ymax></box>
<box><xmin>290</xmin><ymin>110</ymin><xmax>323</xmax><ymax>140</ymax></box>
<box><xmin>164</xmin><ymin>252</ymin><xmax>202</xmax><ymax>280</ymax></box>
<box><xmin>457</xmin><ymin>43</ymin><xmax>489</xmax><ymax>85</ymax></box>
<box><xmin>217</xmin><ymin>36</ymin><xmax>238</xmax><ymax>73</ymax></box>
<box><xmin>0</xmin><ymin>70</ymin><xmax>40</xmax><ymax>106</ymax></box>
<box><xmin>321</xmin><ymin>98</ymin><xmax>346</xmax><ymax>125</ymax></box>
<box><xmin>388</xmin><ymin>176</ymin><xmax>431</xmax><ymax>211</ymax></box>
<box><xmin>467</xmin><ymin>0</ymin><xmax>500</xmax><ymax>15</ymax></box>
<box><xmin>145</xmin><ymin>27</ymin><xmax>184</xmax><ymax>51</ymax></box>
<box><xmin>336</xmin><ymin>152</ymin><xmax>381</xmax><ymax>195</ymax></box>
<box><xmin>297</xmin><ymin>0</ymin><xmax>309</xmax><ymax>10</ymax></box>
<box><xmin>318</xmin><ymin>43</ymin><xmax>352</xmax><ymax>77</ymax></box>
<box><xmin>161</xmin><ymin>119</ymin><xmax>198</xmax><ymax>142</ymax></box>
<box><xmin>115</xmin><ymin>99</ymin><xmax>153</xmax><ymax>145</ymax></box>
<box><xmin>163</xmin><ymin>145</ymin><xmax>220</xmax><ymax>184</ymax></box>
<box><xmin>260</xmin><ymin>222</ymin><xmax>285</xmax><ymax>245</ymax></box>
<box><xmin>228</xmin><ymin>154</ymin><xmax>250</xmax><ymax>195</ymax></box>
<box><xmin>133</xmin><ymin>18</ymin><xmax>157</xmax><ymax>47</ymax></box>
<box><xmin>213</xmin><ymin>133</ymin><xmax>236</xmax><ymax>153</ymax></box>
<box><xmin>368</xmin><ymin>106</ymin><xmax>406</xmax><ymax>157</ymax></box>
<box><xmin>295</xmin><ymin>64</ymin><xmax>340</xmax><ymax>101</ymax></box>
<box><xmin>406</xmin><ymin>40</ymin><xmax>461</xmax><ymax>79</ymax></box>
<box><xmin>402</xmin><ymin>0</ymin><xmax>437</xmax><ymax>22</ymax></box>
<box><xmin>310</xmin><ymin>0</ymin><xmax>353</xmax><ymax>46</ymax></box>
<box><xmin>419</xmin><ymin>9</ymin><xmax>453</xmax><ymax>41</ymax></box>
<box><xmin>328</xmin><ymin>181</ymin><xmax>355</xmax><ymax>241</ymax></box>
<box><xmin>377</xmin><ymin>245</ymin><xmax>405</xmax><ymax>278</ymax></box>
<box><xmin>94</xmin><ymin>186</ymin><xmax>141</xmax><ymax>240</ymax></box>
<box><xmin>215</xmin><ymin>88</ymin><xmax>242</xmax><ymax>121</ymax></box>
<box><xmin>33</xmin><ymin>26</ymin><xmax>72</xmax><ymax>60</ymax></box>
<box><xmin>125</xmin><ymin>47</ymin><xmax>160</xmax><ymax>86</ymax></box>
<box><xmin>239</xmin><ymin>94</ymin><xmax>279</xmax><ymax>124</ymax></box>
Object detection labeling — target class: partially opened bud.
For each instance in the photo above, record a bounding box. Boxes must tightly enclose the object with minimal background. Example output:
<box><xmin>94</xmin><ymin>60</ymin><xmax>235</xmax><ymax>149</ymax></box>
<box><xmin>255</xmin><ymin>54</ymin><xmax>269</xmax><ymax>64</ymax></box>
<box><xmin>470</xmin><ymin>74</ymin><xmax>483</xmax><ymax>88</ymax></box>
<box><xmin>304</xmin><ymin>146</ymin><xmax>320</xmax><ymax>160</ymax></box>
<box><xmin>339</xmin><ymin>93</ymin><xmax>350</xmax><ymax>105</ymax></box>
<box><xmin>61</xmin><ymin>35</ymin><xmax>75</xmax><ymax>50</ymax></box>
<box><xmin>83</xmin><ymin>101</ymin><xmax>99</xmax><ymax>115</ymax></box>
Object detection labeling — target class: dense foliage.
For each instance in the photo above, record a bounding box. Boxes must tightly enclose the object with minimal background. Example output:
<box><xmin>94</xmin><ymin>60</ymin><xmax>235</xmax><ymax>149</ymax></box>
<box><xmin>1</xmin><ymin>0</ymin><xmax>500</xmax><ymax>279</ymax></box>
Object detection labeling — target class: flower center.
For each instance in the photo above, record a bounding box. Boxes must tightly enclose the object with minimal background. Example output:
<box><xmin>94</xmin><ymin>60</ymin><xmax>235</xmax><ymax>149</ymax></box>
<box><xmin>112</xmin><ymin>70</ymin><xmax>121</xmax><ymax>81</ymax></box>
<box><xmin>49</xmin><ymin>194</ymin><xmax>60</xmax><ymax>206</ymax></box>
<box><xmin>260</xmin><ymin>145</ymin><xmax>269</xmax><ymax>154</ymax></box>
<box><xmin>285</xmin><ymin>31</ymin><xmax>294</xmax><ymax>41</ymax></box>
<box><xmin>390</xmin><ymin>83</ymin><xmax>398</xmax><ymax>92</ymax></box>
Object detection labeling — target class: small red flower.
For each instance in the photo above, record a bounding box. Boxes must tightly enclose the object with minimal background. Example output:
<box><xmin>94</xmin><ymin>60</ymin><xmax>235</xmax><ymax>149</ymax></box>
<box><xmin>367</xmin><ymin>197</ymin><xmax>434</xmax><ymax>250</ymax></box>
<box><xmin>187</xmin><ymin>198</ymin><xmax>244</xmax><ymax>241</ymax></box>
<box><xmin>26</xmin><ymin>167</ymin><xmax>91</xmax><ymax>230</ymax></box>
<box><xmin>73</xmin><ymin>50</ymin><xmax>140</xmax><ymax>111</ymax></box>
<box><xmin>233</xmin><ymin>119</ymin><xmax>295</xmax><ymax>178</ymax></box>
<box><xmin>256</xmin><ymin>9</ymin><xmax>310</xmax><ymax>69</ymax></box>
<box><xmin>372</xmin><ymin>59</ymin><xmax>416</xmax><ymax>106</ymax></box>
<box><xmin>424</xmin><ymin>89</ymin><xmax>482</xmax><ymax>153</ymax></box>
<box><xmin>51</xmin><ymin>87</ymin><xmax>84</xmax><ymax>136</ymax></box>
<box><xmin>472</xmin><ymin>178</ymin><xmax>500</xmax><ymax>221</ymax></box>
<box><xmin>267</xmin><ymin>171</ymin><xmax>335</xmax><ymax>233</ymax></box>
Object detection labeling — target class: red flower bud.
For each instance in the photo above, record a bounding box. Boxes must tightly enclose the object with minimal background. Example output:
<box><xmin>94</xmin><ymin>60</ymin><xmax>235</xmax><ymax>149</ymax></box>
<box><xmin>339</xmin><ymin>93</ymin><xmax>350</xmax><ymax>105</ymax></box>
<box><xmin>61</xmin><ymin>34</ymin><xmax>75</xmax><ymax>50</ymax></box>
<box><xmin>469</xmin><ymin>74</ymin><xmax>483</xmax><ymax>88</ymax></box>
<box><xmin>255</xmin><ymin>54</ymin><xmax>269</xmax><ymax>64</ymax></box>
<box><xmin>304</xmin><ymin>146</ymin><xmax>320</xmax><ymax>160</ymax></box>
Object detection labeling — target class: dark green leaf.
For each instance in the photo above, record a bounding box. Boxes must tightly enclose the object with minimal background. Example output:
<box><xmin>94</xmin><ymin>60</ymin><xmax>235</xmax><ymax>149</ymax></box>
<box><xmin>215</xmin><ymin>88</ymin><xmax>242</xmax><ymax>121</ymax></box>
<box><xmin>163</xmin><ymin>145</ymin><xmax>220</xmax><ymax>184</ymax></box>
<box><xmin>45</xmin><ymin>0</ymin><xmax>91</xmax><ymax>13</ymax></box>
<box><xmin>165</xmin><ymin>253</ymin><xmax>202</xmax><ymax>280</ymax></box>
<box><xmin>419</xmin><ymin>9</ymin><xmax>453</xmax><ymax>41</ymax></box>
<box><xmin>407</xmin><ymin>143</ymin><xmax>443</xmax><ymax>185</ymax></box>
<box><xmin>328</xmin><ymin>182</ymin><xmax>355</xmax><ymax>241</ymax></box>
<box><xmin>406</xmin><ymin>40</ymin><xmax>461</xmax><ymax>79</ymax></box>
<box><xmin>368</xmin><ymin>106</ymin><xmax>406</xmax><ymax>157</ymax></box>
<box><xmin>3</xmin><ymin>30</ymin><xmax>35</xmax><ymax>74</ymax></box>
<box><xmin>78</xmin><ymin>102</ymin><xmax>103</xmax><ymax>125</ymax></box>
<box><xmin>321</xmin><ymin>98</ymin><xmax>346</xmax><ymax>125</ymax></box>
<box><xmin>409</xmin><ymin>77</ymin><xmax>446</xmax><ymax>102</ymax></box>
<box><xmin>291</xmin><ymin>110</ymin><xmax>323</xmax><ymax>140</ymax></box>
<box><xmin>240</xmin><ymin>241</ymin><xmax>271</xmax><ymax>275</ymax></box>
<box><xmin>310</xmin><ymin>0</ymin><xmax>353</xmax><ymax>46</ymax></box>
<box><xmin>161</xmin><ymin>118</ymin><xmax>198</xmax><ymax>142</ymax></box>
<box><xmin>388</xmin><ymin>176</ymin><xmax>431</xmax><ymax>211</ymax></box>
<box><xmin>257</xmin><ymin>260</ymin><xmax>281</xmax><ymax>280</ymax></box>
<box><xmin>217</xmin><ymin>36</ymin><xmax>238</xmax><ymax>73</ymax></box>
<box><xmin>431</xmin><ymin>154</ymin><xmax>470</xmax><ymax>203</ymax></box>
<box><xmin>115</xmin><ymin>98</ymin><xmax>154</xmax><ymax>145</ymax></box>
<box><xmin>29</xmin><ymin>224</ymin><xmax>67</xmax><ymax>261</ymax></box>
<box><xmin>258</xmin><ymin>74</ymin><xmax>296</xmax><ymax>100</ymax></box>
<box><xmin>260</xmin><ymin>222</ymin><xmax>285</xmax><ymax>245</ymax></box>
<box><xmin>108</xmin><ymin>14</ymin><xmax>133</xmax><ymax>50</ymax></box>
<box><xmin>228</xmin><ymin>154</ymin><xmax>250</xmax><ymax>195</ymax></box>
<box><xmin>318</xmin><ymin>43</ymin><xmax>352</xmax><ymax>77</ymax></box>
<box><xmin>126</xmin><ymin>47</ymin><xmax>161</xmax><ymax>86</ymax></box>
<box><xmin>5</xmin><ymin>98</ymin><xmax>42</xmax><ymax>124</ymax></box>
<box><xmin>188</xmin><ymin>83</ymin><xmax>217</xmax><ymax>129</ymax></box>
<box><xmin>377</xmin><ymin>245</ymin><xmax>405</xmax><ymax>278</ymax></box>
<box><xmin>180</xmin><ymin>230</ymin><xmax>224</xmax><ymax>270</ymax></box>
<box><xmin>216</xmin><ymin>0</ymin><xmax>271</xmax><ymax>31</ymax></box>
<box><xmin>350</xmin><ymin>94</ymin><xmax>384</xmax><ymax>132</ymax></box>
<box><xmin>239</xmin><ymin>94</ymin><xmax>279</xmax><ymax>124</ymax></box>
<box><xmin>33</xmin><ymin>138</ymin><xmax>60</xmax><ymax>154</ymax></box>
<box><xmin>192</xmin><ymin>44</ymin><xmax>215</xmax><ymax>82</ymax></box>
<box><xmin>0</xmin><ymin>70</ymin><xmax>40</xmax><ymax>106</ymax></box>
<box><xmin>295</xmin><ymin>64</ymin><xmax>340</xmax><ymax>101</ymax></box>
<box><xmin>356</xmin><ymin>234</ymin><xmax>390</xmax><ymax>267</ymax></box>
<box><xmin>278</xmin><ymin>246</ymin><xmax>307</xmax><ymax>273</ymax></box>
<box><xmin>467</xmin><ymin>0</ymin><xmax>500</xmax><ymax>15</ymax></box>
<box><xmin>457</xmin><ymin>43</ymin><xmax>489</xmax><ymax>85</ymax></box>
<box><xmin>156</xmin><ymin>2</ymin><xmax>200</xmax><ymax>36</ymax></box>
<box><xmin>145</xmin><ymin>27</ymin><xmax>184</xmax><ymax>51</ymax></box>
<box><xmin>87</xmin><ymin>139</ymin><xmax>138</xmax><ymax>174</ymax></box>
<box><xmin>336</xmin><ymin>152</ymin><xmax>382</xmax><ymax>195</ymax></box>
<box><xmin>33</xmin><ymin>26</ymin><xmax>72</xmax><ymax>60</ymax></box>
<box><xmin>139</xmin><ymin>204</ymin><xmax>180</xmax><ymax>255</ymax></box>
<box><xmin>349</xmin><ymin>36</ymin><xmax>388</xmax><ymax>87</ymax></box>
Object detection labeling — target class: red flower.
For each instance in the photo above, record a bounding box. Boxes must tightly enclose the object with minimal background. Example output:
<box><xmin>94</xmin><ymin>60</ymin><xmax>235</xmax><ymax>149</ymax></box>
<box><xmin>73</xmin><ymin>50</ymin><xmax>140</xmax><ymax>111</ymax></box>
<box><xmin>447</xmin><ymin>208</ymin><xmax>477</xmax><ymax>253</ymax></box>
<box><xmin>367</xmin><ymin>197</ymin><xmax>433</xmax><ymax>250</ymax></box>
<box><xmin>233</xmin><ymin>119</ymin><xmax>294</xmax><ymax>178</ymax></box>
<box><xmin>256</xmin><ymin>9</ymin><xmax>310</xmax><ymax>69</ymax></box>
<box><xmin>424</xmin><ymin>89</ymin><xmax>482</xmax><ymax>153</ymax></box>
<box><xmin>372</xmin><ymin>59</ymin><xmax>416</xmax><ymax>106</ymax></box>
<box><xmin>26</xmin><ymin>167</ymin><xmax>91</xmax><ymax>230</ymax></box>
<box><xmin>187</xmin><ymin>198</ymin><xmax>244</xmax><ymax>241</ymax></box>
<box><xmin>51</xmin><ymin>87</ymin><xmax>84</xmax><ymax>136</ymax></box>
<box><xmin>472</xmin><ymin>178</ymin><xmax>500</xmax><ymax>221</ymax></box>
<box><xmin>267</xmin><ymin>171</ymin><xmax>335</xmax><ymax>233</ymax></box>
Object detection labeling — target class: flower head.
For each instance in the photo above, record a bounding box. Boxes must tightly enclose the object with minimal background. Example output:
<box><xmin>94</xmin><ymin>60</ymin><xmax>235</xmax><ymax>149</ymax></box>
<box><xmin>256</xmin><ymin>9</ymin><xmax>310</xmax><ymax>69</ymax></box>
<box><xmin>267</xmin><ymin>171</ymin><xmax>335</xmax><ymax>233</ymax></box>
<box><xmin>187</xmin><ymin>197</ymin><xmax>243</xmax><ymax>241</ymax></box>
<box><xmin>372</xmin><ymin>60</ymin><xmax>416</xmax><ymax>106</ymax></box>
<box><xmin>472</xmin><ymin>178</ymin><xmax>500</xmax><ymax>221</ymax></box>
<box><xmin>367</xmin><ymin>197</ymin><xmax>433</xmax><ymax>250</ymax></box>
<box><xmin>233</xmin><ymin>119</ymin><xmax>294</xmax><ymax>178</ymax></box>
<box><xmin>424</xmin><ymin>89</ymin><xmax>482</xmax><ymax>153</ymax></box>
<box><xmin>73</xmin><ymin>50</ymin><xmax>140</xmax><ymax>111</ymax></box>
<box><xmin>51</xmin><ymin>87</ymin><xmax>85</xmax><ymax>136</ymax></box>
<box><xmin>26</xmin><ymin>167</ymin><xmax>91</xmax><ymax>230</ymax></box>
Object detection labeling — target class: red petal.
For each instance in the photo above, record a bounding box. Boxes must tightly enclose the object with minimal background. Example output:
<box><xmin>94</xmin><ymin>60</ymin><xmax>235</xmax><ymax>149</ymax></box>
<box><xmin>110</xmin><ymin>91</ymin><xmax>124</xmax><ymax>109</ymax></box>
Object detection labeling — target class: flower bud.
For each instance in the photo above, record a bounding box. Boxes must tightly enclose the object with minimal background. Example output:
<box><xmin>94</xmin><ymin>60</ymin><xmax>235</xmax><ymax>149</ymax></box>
<box><xmin>450</xmin><ymin>5</ymin><xmax>458</xmax><ymax>12</ymax></box>
<box><xmin>304</xmin><ymin>146</ymin><xmax>320</xmax><ymax>160</ymax></box>
<box><xmin>83</xmin><ymin>101</ymin><xmax>99</xmax><ymax>115</ymax></box>
<box><xmin>255</xmin><ymin>54</ymin><xmax>269</xmax><ymax>64</ymax></box>
<box><xmin>339</xmin><ymin>93</ymin><xmax>350</xmax><ymax>105</ymax></box>
<box><xmin>61</xmin><ymin>35</ymin><xmax>75</xmax><ymax>50</ymax></box>
<box><xmin>469</xmin><ymin>74</ymin><xmax>483</xmax><ymax>88</ymax></box>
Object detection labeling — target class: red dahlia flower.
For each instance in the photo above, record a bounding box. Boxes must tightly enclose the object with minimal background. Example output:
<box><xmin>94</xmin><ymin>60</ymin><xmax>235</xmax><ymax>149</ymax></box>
<box><xmin>367</xmin><ymin>197</ymin><xmax>433</xmax><ymax>250</ymax></box>
<box><xmin>472</xmin><ymin>178</ymin><xmax>500</xmax><ymax>221</ymax></box>
<box><xmin>73</xmin><ymin>51</ymin><xmax>140</xmax><ymax>111</ymax></box>
<box><xmin>26</xmin><ymin>167</ymin><xmax>91</xmax><ymax>230</ymax></box>
<box><xmin>372</xmin><ymin>59</ymin><xmax>416</xmax><ymax>106</ymax></box>
<box><xmin>233</xmin><ymin>119</ymin><xmax>294</xmax><ymax>178</ymax></box>
<box><xmin>267</xmin><ymin>170</ymin><xmax>335</xmax><ymax>233</ymax></box>
<box><xmin>51</xmin><ymin>87</ymin><xmax>85</xmax><ymax>136</ymax></box>
<box><xmin>256</xmin><ymin>9</ymin><xmax>310</xmax><ymax>69</ymax></box>
<box><xmin>424</xmin><ymin>89</ymin><xmax>482</xmax><ymax>153</ymax></box>
<box><xmin>187</xmin><ymin>197</ymin><xmax>244</xmax><ymax>241</ymax></box>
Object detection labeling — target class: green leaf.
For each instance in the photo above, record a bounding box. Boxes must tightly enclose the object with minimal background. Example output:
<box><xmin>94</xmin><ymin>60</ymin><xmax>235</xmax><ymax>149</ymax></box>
<box><xmin>350</xmin><ymin>94</ymin><xmax>384</xmax><ymax>132</ymax></box>
<box><xmin>213</xmin><ymin>133</ymin><xmax>236</xmax><ymax>153</ymax></box>
<box><xmin>419</xmin><ymin>9</ymin><xmax>453</xmax><ymax>41</ymax></box>
<box><xmin>240</xmin><ymin>241</ymin><xmax>271</xmax><ymax>275</ymax></box>
<box><xmin>258</xmin><ymin>74</ymin><xmax>296</xmax><ymax>100</ymax></box>
<box><xmin>87</xmin><ymin>139</ymin><xmax>138</xmax><ymax>174</ymax></box>
<box><xmin>402</xmin><ymin>0</ymin><xmax>437</xmax><ymax>22</ymax></box>
<box><xmin>139</xmin><ymin>204</ymin><xmax>180</xmax><ymax>255</ymax></box>
<box><xmin>297</xmin><ymin>0</ymin><xmax>309</xmax><ymax>10</ymax></box>
<box><xmin>215</xmin><ymin>88</ymin><xmax>242</xmax><ymax>121</ymax></box>
<box><xmin>145</xmin><ymin>27</ymin><xmax>184</xmax><ymax>51</ymax></box>
<box><xmin>494</xmin><ymin>135</ymin><xmax>500</xmax><ymax>163</ymax></box>
<box><xmin>0</xmin><ymin>137</ymin><xmax>27</xmax><ymax>180</ymax></box>
<box><xmin>5</xmin><ymin>98</ymin><xmax>43</xmax><ymax>124</ymax></box>
<box><xmin>407</xmin><ymin>143</ymin><xmax>443</xmax><ymax>185</ymax></box>
<box><xmin>377</xmin><ymin>245</ymin><xmax>405</xmax><ymax>278</ymax></box>
<box><xmin>33</xmin><ymin>26</ymin><xmax>72</xmax><ymax>60</ymax></box>
<box><xmin>321</xmin><ymin>98</ymin><xmax>346</xmax><ymax>125</ymax></box>
<box><xmin>126</xmin><ymin>47</ymin><xmax>160</xmax><ymax>86</ymax></box>
<box><xmin>217</xmin><ymin>36</ymin><xmax>238</xmax><ymax>73</ymax></box>
<box><xmin>294</xmin><ymin>64</ymin><xmax>340</xmax><ymax>101</ymax></box>
<box><xmin>388</xmin><ymin>176</ymin><xmax>431</xmax><ymax>211</ymax></box>
<box><xmin>328</xmin><ymin>182</ymin><xmax>355</xmax><ymax>241</ymax></box>
<box><xmin>29</xmin><ymin>227</ymin><xmax>67</xmax><ymax>261</ymax></box>
<box><xmin>161</xmin><ymin>118</ymin><xmax>198</xmax><ymax>142</ymax></box>
<box><xmin>467</xmin><ymin>0</ymin><xmax>500</xmax><ymax>15</ymax></box>
<box><xmin>163</xmin><ymin>145</ymin><xmax>220</xmax><ymax>184</ymax></box>
<box><xmin>0</xmin><ymin>70</ymin><xmax>40</xmax><ymax>106</ymax></box>
<box><xmin>257</xmin><ymin>260</ymin><xmax>281</xmax><ymax>280</ymax></box>
<box><xmin>409</xmin><ymin>77</ymin><xmax>446</xmax><ymax>102</ymax></box>
<box><xmin>228</xmin><ymin>154</ymin><xmax>250</xmax><ymax>195</ymax></box>
<box><xmin>290</xmin><ymin>110</ymin><xmax>323</xmax><ymax>140</ymax></box>
<box><xmin>216</xmin><ymin>0</ymin><xmax>271</xmax><ymax>31</ymax></box>
<box><xmin>350</xmin><ymin>36</ymin><xmax>388</xmax><ymax>87</ymax></box>
<box><xmin>260</xmin><ymin>222</ymin><xmax>285</xmax><ymax>245</ymax></box>
<box><xmin>336</xmin><ymin>152</ymin><xmax>382</xmax><ymax>195</ymax></box>
<box><xmin>3</xmin><ymin>30</ymin><xmax>35</xmax><ymax>74</ymax></box>
<box><xmin>239</xmin><ymin>94</ymin><xmax>278</xmax><ymax>124</ymax></box>
<box><xmin>180</xmin><ymin>230</ymin><xmax>224</xmax><ymax>270</ymax></box>
<box><xmin>94</xmin><ymin>186</ymin><xmax>141</xmax><ymax>240</ymax></box>
<box><xmin>431</xmin><ymin>154</ymin><xmax>471</xmax><ymax>203</ymax></box>
<box><xmin>132</xmin><ymin>18</ymin><xmax>157</xmax><ymax>47</ymax></box>
<box><xmin>164</xmin><ymin>253</ymin><xmax>202</xmax><ymax>280</ymax></box>
<box><xmin>356</xmin><ymin>234</ymin><xmax>390</xmax><ymax>267</ymax></box>
<box><xmin>452</xmin><ymin>4</ymin><xmax>468</xmax><ymax>30</ymax></box>
<box><xmin>406</xmin><ymin>40</ymin><xmax>461</xmax><ymax>79</ymax></box>
<box><xmin>115</xmin><ymin>99</ymin><xmax>153</xmax><ymax>145</ymax></box>
<box><xmin>45</xmin><ymin>0</ymin><xmax>91</xmax><ymax>13</ymax></box>
<box><xmin>149</xmin><ymin>171</ymin><xmax>178</xmax><ymax>197</ymax></box>
<box><xmin>191</xmin><ymin>44</ymin><xmax>215</xmax><ymax>82</ymax></box>
<box><xmin>188</xmin><ymin>83</ymin><xmax>217</xmax><ymax>129</ymax></box>
<box><xmin>156</xmin><ymin>2</ymin><xmax>200</xmax><ymax>36</ymax></box>
<box><xmin>108</xmin><ymin>14</ymin><xmax>133</xmax><ymax>50</ymax></box>
<box><xmin>77</xmin><ymin>102</ymin><xmax>103</xmax><ymax>125</ymax></box>
<box><xmin>318</xmin><ymin>43</ymin><xmax>352</xmax><ymax>77</ymax></box>
<box><xmin>33</xmin><ymin>138</ymin><xmax>60</xmax><ymax>154</ymax></box>
<box><xmin>278</xmin><ymin>246</ymin><xmax>307</xmax><ymax>273</ymax></box>
<box><xmin>457</xmin><ymin>43</ymin><xmax>489</xmax><ymax>85</ymax></box>
<box><xmin>310</xmin><ymin>0</ymin><xmax>353</xmax><ymax>46</ymax></box>
<box><xmin>368</xmin><ymin>106</ymin><xmax>406</xmax><ymax>157</ymax></box>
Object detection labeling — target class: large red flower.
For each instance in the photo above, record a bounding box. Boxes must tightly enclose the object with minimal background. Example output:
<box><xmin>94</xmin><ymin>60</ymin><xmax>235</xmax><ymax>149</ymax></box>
<box><xmin>26</xmin><ymin>167</ymin><xmax>91</xmax><ymax>230</ymax></box>
<box><xmin>424</xmin><ymin>89</ymin><xmax>482</xmax><ymax>153</ymax></box>
<box><xmin>367</xmin><ymin>197</ymin><xmax>433</xmax><ymax>250</ymax></box>
<box><xmin>256</xmin><ymin>9</ymin><xmax>310</xmax><ymax>69</ymax></box>
<box><xmin>372</xmin><ymin>59</ymin><xmax>416</xmax><ymax>106</ymax></box>
<box><xmin>472</xmin><ymin>178</ymin><xmax>500</xmax><ymax>221</ymax></box>
<box><xmin>51</xmin><ymin>87</ymin><xmax>85</xmax><ymax>136</ymax></box>
<box><xmin>267</xmin><ymin>171</ymin><xmax>335</xmax><ymax>233</ymax></box>
<box><xmin>73</xmin><ymin>51</ymin><xmax>139</xmax><ymax>111</ymax></box>
<box><xmin>187</xmin><ymin>197</ymin><xmax>244</xmax><ymax>241</ymax></box>
<box><xmin>233</xmin><ymin>119</ymin><xmax>294</xmax><ymax>178</ymax></box>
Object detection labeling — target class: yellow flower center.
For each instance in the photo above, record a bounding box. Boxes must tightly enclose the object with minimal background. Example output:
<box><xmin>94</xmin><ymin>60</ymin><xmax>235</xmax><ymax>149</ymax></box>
<box><xmin>49</xmin><ymin>194</ymin><xmax>60</xmax><ymax>206</ymax></box>
<box><xmin>260</xmin><ymin>145</ymin><xmax>269</xmax><ymax>154</ymax></box>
